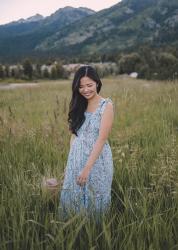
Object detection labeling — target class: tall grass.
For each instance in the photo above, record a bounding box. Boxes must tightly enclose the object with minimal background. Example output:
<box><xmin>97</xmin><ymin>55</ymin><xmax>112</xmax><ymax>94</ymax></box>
<box><xmin>0</xmin><ymin>78</ymin><xmax>178</xmax><ymax>249</ymax></box>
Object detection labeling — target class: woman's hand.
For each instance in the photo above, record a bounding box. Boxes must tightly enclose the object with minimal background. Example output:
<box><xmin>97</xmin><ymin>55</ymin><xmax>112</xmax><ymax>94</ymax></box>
<box><xmin>76</xmin><ymin>166</ymin><xmax>91</xmax><ymax>186</ymax></box>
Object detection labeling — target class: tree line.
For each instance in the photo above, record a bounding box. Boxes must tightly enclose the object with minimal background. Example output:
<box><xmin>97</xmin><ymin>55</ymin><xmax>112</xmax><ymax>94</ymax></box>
<box><xmin>76</xmin><ymin>45</ymin><xmax>178</xmax><ymax>80</ymax></box>
<box><xmin>0</xmin><ymin>46</ymin><xmax>178</xmax><ymax>81</ymax></box>
<box><xmin>0</xmin><ymin>59</ymin><xmax>69</xmax><ymax>80</ymax></box>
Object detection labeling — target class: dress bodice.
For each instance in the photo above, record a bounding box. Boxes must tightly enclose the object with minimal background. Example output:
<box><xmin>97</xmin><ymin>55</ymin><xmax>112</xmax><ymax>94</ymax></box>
<box><xmin>77</xmin><ymin>97</ymin><xmax>113</xmax><ymax>138</ymax></box>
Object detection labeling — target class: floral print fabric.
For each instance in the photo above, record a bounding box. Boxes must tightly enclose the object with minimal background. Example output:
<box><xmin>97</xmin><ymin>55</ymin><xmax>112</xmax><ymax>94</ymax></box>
<box><xmin>59</xmin><ymin>97</ymin><xmax>114</xmax><ymax>219</ymax></box>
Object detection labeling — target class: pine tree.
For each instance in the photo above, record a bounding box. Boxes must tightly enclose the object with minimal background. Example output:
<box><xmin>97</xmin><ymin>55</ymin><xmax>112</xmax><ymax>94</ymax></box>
<box><xmin>0</xmin><ymin>65</ymin><xmax>4</xmax><ymax>78</ymax></box>
<box><xmin>23</xmin><ymin>59</ymin><xmax>33</xmax><ymax>79</ymax></box>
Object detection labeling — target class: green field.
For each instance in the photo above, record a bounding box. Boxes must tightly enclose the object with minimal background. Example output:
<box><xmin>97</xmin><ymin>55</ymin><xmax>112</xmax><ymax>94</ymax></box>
<box><xmin>0</xmin><ymin>77</ymin><xmax>178</xmax><ymax>250</ymax></box>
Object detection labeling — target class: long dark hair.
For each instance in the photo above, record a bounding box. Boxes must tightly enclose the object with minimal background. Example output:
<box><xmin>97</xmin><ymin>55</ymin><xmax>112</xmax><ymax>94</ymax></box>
<box><xmin>68</xmin><ymin>65</ymin><xmax>102</xmax><ymax>136</ymax></box>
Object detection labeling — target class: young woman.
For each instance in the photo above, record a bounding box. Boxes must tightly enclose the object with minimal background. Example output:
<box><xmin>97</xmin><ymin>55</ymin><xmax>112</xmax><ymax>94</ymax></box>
<box><xmin>59</xmin><ymin>65</ymin><xmax>114</xmax><ymax>220</ymax></box>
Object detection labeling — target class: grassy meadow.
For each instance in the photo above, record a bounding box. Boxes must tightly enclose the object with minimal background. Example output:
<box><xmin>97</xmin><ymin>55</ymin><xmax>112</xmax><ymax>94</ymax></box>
<box><xmin>0</xmin><ymin>77</ymin><xmax>178</xmax><ymax>250</ymax></box>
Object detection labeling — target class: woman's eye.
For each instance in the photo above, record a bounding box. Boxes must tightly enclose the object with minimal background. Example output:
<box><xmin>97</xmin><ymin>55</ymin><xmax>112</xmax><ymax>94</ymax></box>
<box><xmin>79</xmin><ymin>85</ymin><xmax>92</xmax><ymax>88</ymax></box>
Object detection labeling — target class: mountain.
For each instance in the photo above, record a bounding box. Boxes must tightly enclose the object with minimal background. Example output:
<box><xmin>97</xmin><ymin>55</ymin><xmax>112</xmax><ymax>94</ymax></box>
<box><xmin>35</xmin><ymin>0</ymin><xmax>178</xmax><ymax>56</ymax></box>
<box><xmin>43</xmin><ymin>6</ymin><xmax>94</xmax><ymax>24</ymax></box>
<box><xmin>13</xmin><ymin>14</ymin><xmax>44</xmax><ymax>24</ymax></box>
<box><xmin>0</xmin><ymin>6</ymin><xmax>95</xmax><ymax>61</ymax></box>
<box><xmin>0</xmin><ymin>0</ymin><xmax>178</xmax><ymax>62</ymax></box>
<box><xmin>0</xmin><ymin>14</ymin><xmax>44</xmax><ymax>38</ymax></box>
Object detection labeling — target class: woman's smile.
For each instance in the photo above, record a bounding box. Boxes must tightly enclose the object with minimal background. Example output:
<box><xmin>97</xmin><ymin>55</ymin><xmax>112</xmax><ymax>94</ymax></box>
<box><xmin>84</xmin><ymin>92</ymin><xmax>92</xmax><ymax>97</ymax></box>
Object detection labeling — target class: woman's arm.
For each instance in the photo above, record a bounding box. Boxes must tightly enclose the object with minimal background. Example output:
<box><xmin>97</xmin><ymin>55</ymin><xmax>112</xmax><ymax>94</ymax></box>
<box><xmin>76</xmin><ymin>101</ymin><xmax>114</xmax><ymax>186</ymax></box>
<box><xmin>85</xmin><ymin>101</ymin><xmax>114</xmax><ymax>171</ymax></box>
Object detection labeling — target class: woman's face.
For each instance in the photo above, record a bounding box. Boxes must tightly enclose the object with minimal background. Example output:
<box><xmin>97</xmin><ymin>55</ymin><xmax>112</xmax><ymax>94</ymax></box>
<box><xmin>79</xmin><ymin>76</ymin><xmax>97</xmax><ymax>100</ymax></box>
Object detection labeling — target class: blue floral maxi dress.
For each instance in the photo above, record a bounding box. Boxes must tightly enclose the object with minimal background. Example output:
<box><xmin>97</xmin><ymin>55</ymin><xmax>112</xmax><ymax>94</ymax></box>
<box><xmin>59</xmin><ymin>97</ymin><xmax>114</xmax><ymax>219</ymax></box>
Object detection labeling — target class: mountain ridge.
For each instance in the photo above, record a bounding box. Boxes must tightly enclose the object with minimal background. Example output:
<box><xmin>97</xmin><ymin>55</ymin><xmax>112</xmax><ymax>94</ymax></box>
<box><xmin>9</xmin><ymin>14</ymin><xmax>44</xmax><ymax>25</ymax></box>
<box><xmin>0</xmin><ymin>0</ymin><xmax>178</xmax><ymax>62</ymax></box>
<box><xmin>0</xmin><ymin>6</ymin><xmax>96</xmax><ymax>61</ymax></box>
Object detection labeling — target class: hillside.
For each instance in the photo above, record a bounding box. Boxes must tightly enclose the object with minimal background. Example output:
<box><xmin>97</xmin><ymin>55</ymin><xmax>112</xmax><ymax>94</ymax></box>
<box><xmin>0</xmin><ymin>7</ymin><xmax>95</xmax><ymax>62</ymax></box>
<box><xmin>35</xmin><ymin>0</ymin><xmax>178</xmax><ymax>56</ymax></box>
<box><xmin>0</xmin><ymin>0</ymin><xmax>178</xmax><ymax>62</ymax></box>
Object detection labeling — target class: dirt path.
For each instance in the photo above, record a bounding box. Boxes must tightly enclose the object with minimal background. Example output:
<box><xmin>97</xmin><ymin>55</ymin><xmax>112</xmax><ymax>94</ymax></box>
<box><xmin>0</xmin><ymin>83</ymin><xmax>39</xmax><ymax>90</ymax></box>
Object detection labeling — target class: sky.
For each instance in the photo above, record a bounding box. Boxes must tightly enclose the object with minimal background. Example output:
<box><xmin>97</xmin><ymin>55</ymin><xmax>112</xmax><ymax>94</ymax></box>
<box><xmin>0</xmin><ymin>0</ymin><xmax>121</xmax><ymax>25</ymax></box>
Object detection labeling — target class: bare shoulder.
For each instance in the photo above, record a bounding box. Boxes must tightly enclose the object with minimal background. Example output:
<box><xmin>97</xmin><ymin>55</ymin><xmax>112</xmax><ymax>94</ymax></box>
<box><xmin>101</xmin><ymin>100</ymin><xmax>114</xmax><ymax>124</ymax></box>
<box><xmin>99</xmin><ymin>98</ymin><xmax>114</xmax><ymax>140</ymax></box>
<box><xmin>106</xmin><ymin>101</ymin><xmax>113</xmax><ymax>108</ymax></box>
<box><xmin>104</xmin><ymin>98</ymin><xmax>114</xmax><ymax>113</ymax></box>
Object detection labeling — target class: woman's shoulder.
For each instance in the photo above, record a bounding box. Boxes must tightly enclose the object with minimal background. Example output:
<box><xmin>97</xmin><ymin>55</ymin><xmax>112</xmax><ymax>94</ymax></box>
<box><xmin>100</xmin><ymin>97</ymin><xmax>114</xmax><ymax>114</ymax></box>
<box><xmin>102</xmin><ymin>97</ymin><xmax>113</xmax><ymax>105</ymax></box>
